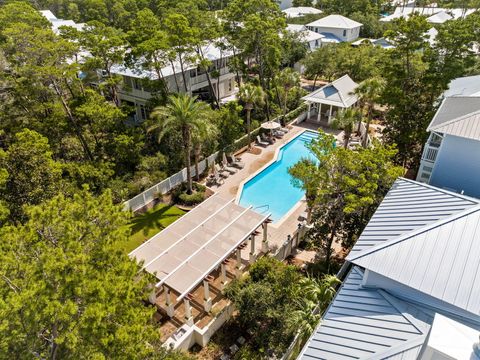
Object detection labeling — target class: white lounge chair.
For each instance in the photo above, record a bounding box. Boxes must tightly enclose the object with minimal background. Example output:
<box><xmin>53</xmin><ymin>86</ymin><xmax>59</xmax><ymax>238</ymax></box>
<box><xmin>261</xmin><ymin>133</ymin><xmax>274</xmax><ymax>144</ymax></box>
<box><xmin>256</xmin><ymin>136</ymin><xmax>269</xmax><ymax>147</ymax></box>
<box><xmin>215</xmin><ymin>164</ymin><xmax>229</xmax><ymax>178</ymax></box>
<box><xmin>227</xmin><ymin>155</ymin><xmax>245</xmax><ymax>169</ymax></box>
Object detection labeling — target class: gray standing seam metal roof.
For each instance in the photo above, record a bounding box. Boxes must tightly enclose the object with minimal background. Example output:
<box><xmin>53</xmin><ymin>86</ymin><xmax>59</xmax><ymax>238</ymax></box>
<box><xmin>427</xmin><ymin>96</ymin><xmax>480</xmax><ymax>132</ymax></box>
<box><xmin>347</xmin><ymin>178</ymin><xmax>479</xmax><ymax>256</ymax></box>
<box><xmin>299</xmin><ymin>266</ymin><xmax>433</xmax><ymax>360</ymax></box>
<box><xmin>428</xmin><ymin>108</ymin><xmax>480</xmax><ymax>141</ymax></box>
<box><xmin>302</xmin><ymin>74</ymin><xmax>358</xmax><ymax>108</ymax></box>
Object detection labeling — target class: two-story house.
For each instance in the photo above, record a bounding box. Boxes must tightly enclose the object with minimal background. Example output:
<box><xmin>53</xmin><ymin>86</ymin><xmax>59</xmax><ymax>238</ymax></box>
<box><xmin>112</xmin><ymin>44</ymin><xmax>237</xmax><ymax>122</ymax></box>
<box><xmin>298</xmin><ymin>177</ymin><xmax>480</xmax><ymax>360</ymax></box>
<box><xmin>306</xmin><ymin>14</ymin><xmax>362</xmax><ymax>43</ymax></box>
<box><xmin>416</xmin><ymin>75</ymin><xmax>480</xmax><ymax>198</ymax></box>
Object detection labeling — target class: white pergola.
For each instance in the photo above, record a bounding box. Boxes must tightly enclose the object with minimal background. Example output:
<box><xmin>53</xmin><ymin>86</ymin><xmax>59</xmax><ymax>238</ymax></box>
<box><xmin>302</xmin><ymin>74</ymin><xmax>359</xmax><ymax>125</ymax></box>
<box><xmin>130</xmin><ymin>193</ymin><xmax>270</xmax><ymax>326</ymax></box>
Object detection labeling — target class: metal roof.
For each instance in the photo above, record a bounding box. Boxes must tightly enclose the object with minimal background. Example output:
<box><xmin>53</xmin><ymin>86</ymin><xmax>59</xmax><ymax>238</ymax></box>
<box><xmin>427</xmin><ymin>97</ymin><xmax>480</xmax><ymax>133</ymax></box>
<box><xmin>347</xmin><ymin>178</ymin><xmax>479</xmax><ymax>256</ymax></box>
<box><xmin>302</xmin><ymin>75</ymin><xmax>358</xmax><ymax>108</ymax></box>
<box><xmin>443</xmin><ymin>75</ymin><xmax>480</xmax><ymax>98</ymax></box>
<box><xmin>298</xmin><ymin>267</ymin><xmax>432</xmax><ymax>360</ymax></box>
<box><xmin>350</xmin><ymin>204</ymin><xmax>480</xmax><ymax>318</ymax></box>
<box><xmin>286</xmin><ymin>25</ymin><xmax>325</xmax><ymax>43</ymax></box>
<box><xmin>306</xmin><ymin>15</ymin><xmax>362</xmax><ymax>29</ymax></box>
<box><xmin>130</xmin><ymin>194</ymin><xmax>268</xmax><ymax>301</ymax></box>
<box><xmin>283</xmin><ymin>6</ymin><xmax>322</xmax><ymax>18</ymax></box>
<box><xmin>429</xmin><ymin>109</ymin><xmax>480</xmax><ymax>141</ymax></box>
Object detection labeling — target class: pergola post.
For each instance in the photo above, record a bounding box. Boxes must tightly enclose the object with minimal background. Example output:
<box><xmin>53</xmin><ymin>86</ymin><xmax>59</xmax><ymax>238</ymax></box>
<box><xmin>249</xmin><ymin>234</ymin><xmax>256</xmax><ymax>263</ymax></box>
<box><xmin>328</xmin><ymin>104</ymin><xmax>333</xmax><ymax>124</ymax></box>
<box><xmin>164</xmin><ymin>286</ymin><xmax>174</xmax><ymax>317</ymax></box>
<box><xmin>262</xmin><ymin>222</ymin><xmax>269</xmax><ymax>253</ymax></box>
<box><xmin>220</xmin><ymin>262</ymin><xmax>228</xmax><ymax>290</ymax></box>
<box><xmin>307</xmin><ymin>102</ymin><xmax>311</xmax><ymax>119</ymax></box>
<box><xmin>184</xmin><ymin>298</ymin><xmax>194</xmax><ymax>326</ymax></box>
<box><xmin>235</xmin><ymin>248</ymin><xmax>243</xmax><ymax>278</ymax></box>
<box><xmin>317</xmin><ymin>103</ymin><xmax>322</xmax><ymax>123</ymax></box>
<box><xmin>203</xmin><ymin>279</ymin><xmax>212</xmax><ymax>312</ymax></box>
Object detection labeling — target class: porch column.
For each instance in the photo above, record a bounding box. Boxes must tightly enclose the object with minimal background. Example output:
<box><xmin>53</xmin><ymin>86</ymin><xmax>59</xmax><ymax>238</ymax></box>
<box><xmin>203</xmin><ymin>279</ymin><xmax>212</xmax><ymax>312</ymax></box>
<box><xmin>262</xmin><ymin>222</ymin><xmax>269</xmax><ymax>253</ymax></box>
<box><xmin>249</xmin><ymin>234</ymin><xmax>256</xmax><ymax>263</ymax></box>
<box><xmin>235</xmin><ymin>248</ymin><xmax>242</xmax><ymax>278</ymax></box>
<box><xmin>317</xmin><ymin>103</ymin><xmax>322</xmax><ymax>123</ymax></box>
<box><xmin>184</xmin><ymin>298</ymin><xmax>194</xmax><ymax>326</ymax></box>
<box><xmin>164</xmin><ymin>286</ymin><xmax>174</xmax><ymax>317</ymax></box>
<box><xmin>220</xmin><ymin>261</ymin><xmax>228</xmax><ymax>290</ymax></box>
<box><xmin>328</xmin><ymin>105</ymin><xmax>333</xmax><ymax>124</ymax></box>
<box><xmin>307</xmin><ymin>102</ymin><xmax>311</xmax><ymax>119</ymax></box>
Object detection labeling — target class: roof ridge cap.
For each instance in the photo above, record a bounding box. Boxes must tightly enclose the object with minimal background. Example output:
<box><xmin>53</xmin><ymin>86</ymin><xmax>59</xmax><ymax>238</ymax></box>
<box><xmin>348</xmin><ymin>204</ymin><xmax>480</xmax><ymax>263</ymax></box>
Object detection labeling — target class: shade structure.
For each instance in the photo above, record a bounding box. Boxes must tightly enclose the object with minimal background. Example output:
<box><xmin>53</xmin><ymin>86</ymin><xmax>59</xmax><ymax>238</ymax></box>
<box><xmin>130</xmin><ymin>193</ymin><xmax>270</xmax><ymax>301</ymax></box>
<box><xmin>261</xmin><ymin>121</ymin><xmax>281</xmax><ymax>130</ymax></box>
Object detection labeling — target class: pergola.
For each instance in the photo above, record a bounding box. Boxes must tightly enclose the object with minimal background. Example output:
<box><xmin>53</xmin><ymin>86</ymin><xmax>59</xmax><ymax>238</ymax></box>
<box><xmin>302</xmin><ymin>74</ymin><xmax>359</xmax><ymax>125</ymax></box>
<box><xmin>130</xmin><ymin>193</ymin><xmax>271</xmax><ymax>326</ymax></box>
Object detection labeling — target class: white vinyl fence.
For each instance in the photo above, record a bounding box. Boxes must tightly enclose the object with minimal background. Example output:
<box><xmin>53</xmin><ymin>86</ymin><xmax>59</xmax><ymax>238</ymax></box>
<box><xmin>123</xmin><ymin>152</ymin><xmax>218</xmax><ymax>212</ymax></box>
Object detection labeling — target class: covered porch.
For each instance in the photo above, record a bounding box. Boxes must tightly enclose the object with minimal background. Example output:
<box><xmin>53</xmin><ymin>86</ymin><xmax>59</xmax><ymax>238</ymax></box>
<box><xmin>302</xmin><ymin>74</ymin><xmax>359</xmax><ymax>126</ymax></box>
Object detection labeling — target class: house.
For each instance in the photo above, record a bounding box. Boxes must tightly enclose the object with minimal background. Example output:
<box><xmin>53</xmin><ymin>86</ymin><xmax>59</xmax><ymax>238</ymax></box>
<box><xmin>416</xmin><ymin>75</ymin><xmax>480</xmax><ymax>199</ymax></box>
<box><xmin>111</xmin><ymin>43</ymin><xmax>237</xmax><ymax>122</ymax></box>
<box><xmin>40</xmin><ymin>9</ymin><xmax>85</xmax><ymax>33</ymax></box>
<box><xmin>298</xmin><ymin>177</ymin><xmax>480</xmax><ymax>360</ymax></box>
<box><xmin>380</xmin><ymin>6</ymin><xmax>476</xmax><ymax>23</ymax></box>
<box><xmin>286</xmin><ymin>24</ymin><xmax>324</xmax><ymax>51</ymax></box>
<box><xmin>306</xmin><ymin>15</ymin><xmax>362</xmax><ymax>43</ymax></box>
<box><xmin>302</xmin><ymin>74</ymin><xmax>358</xmax><ymax>125</ymax></box>
<box><xmin>282</xmin><ymin>6</ymin><xmax>322</xmax><ymax>18</ymax></box>
<box><xmin>352</xmin><ymin>37</ymin><xmax>395</xmax><ymax>49</ymax></box>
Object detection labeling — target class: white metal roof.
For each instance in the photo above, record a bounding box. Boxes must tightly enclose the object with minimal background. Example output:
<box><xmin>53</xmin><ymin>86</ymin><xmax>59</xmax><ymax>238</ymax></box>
<box><xmin>348</xmin><ymin>178</ymin><xmax>479</xmax><ymax>256</ymax></box>
<box><xmin>443</xmin><ymin>75</ymin><xmax>480</xmax><ymax>98</ymax></box>
<box><xmin>302</xmin><ymin>74</ymin><xmax>358</xmax><ymax>108</ymax></box>
<box><xmin>427</xmin><ymin>10</ymin><xmax>453</xmax><ymax>23</ymax></box>
<box><xmin>286</xmin><ymin>24</ymin><xmax>324</xmax><ymax>43</ymax></box>
<box><xmin>130</xmin><ymin>194</ymin><xmax>268</xmax><ymax>301</ymax></box>
<box><xmin>283</xmin><ymin>6</ymin><xmax>322</xmax><ymax>18</ymax></box>
<box><xmin>298</xmin><ymin>266</ymin><xmax>433</xmax><ymax>360</ymax></box>
<box><xmin>306</xmin><ymin>14</ymin><xmax>362</xmax><ymax>29</ymax></box>
<box><xmin>380</xmin><ymin>7</ymin><xmax>476</xmax><ymax>22</ymax></box>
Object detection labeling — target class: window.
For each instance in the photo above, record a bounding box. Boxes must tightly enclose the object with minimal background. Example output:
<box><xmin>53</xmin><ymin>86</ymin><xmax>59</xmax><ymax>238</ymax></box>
<box><xmin>140</xmin><ymin>105</ymin><xmax>147</xmax><ymax>120</ymax></box>
<box><xmin>228</xmin><ymin>79</ymin><xmax>232</xmax><ymax>92</ymax></box>
<box><xmin>343</xmin><ymin>29</ymin><xmax>347</xmax><ymax>37</ymax></box>
<box><xmin>133</xmin><ymin>78</ymin><xmax>142</xmax><ymax>90</ymax></box>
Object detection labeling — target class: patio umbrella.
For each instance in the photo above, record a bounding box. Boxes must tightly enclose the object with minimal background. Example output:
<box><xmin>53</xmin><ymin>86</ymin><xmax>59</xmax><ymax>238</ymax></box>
<box><xmin>261</xmin><ymin>121</ymin><xmax>281</xmax><ymax>130</ymax></box>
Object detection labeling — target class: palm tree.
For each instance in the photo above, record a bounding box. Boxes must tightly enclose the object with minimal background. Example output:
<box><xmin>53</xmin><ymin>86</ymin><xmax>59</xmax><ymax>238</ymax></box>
<box><xmin>275</xmin><ymin>68</ymin><xmax>300</xmax><ymax>124</ymax></box>
<box><xmin>238</xmin><ymin>83</ymin><xmax>265</xmax><ymax>150</ymax></box>
<box><xmin>354</xmin><ymin>76</ymin><xmax>386</xmax><ymax>148</ymax></box>
<box><xmin>192</xmin><ymin>117</ymin><xmax>218</xmax><ymax>181</ymax></box>
<box><xmin>288</xmin><ymin>299</ymin><xmax>320</xmax><ymax>341</ymax></box>
<box><xmin>149</xmin><ymin>94</ymin><xmax>209</xmax><ymax>194</ymax></box>
<box><xmin>331</xmin><ymin>108</ymin><xmax>362</xmax><ymax>148</ymax></box>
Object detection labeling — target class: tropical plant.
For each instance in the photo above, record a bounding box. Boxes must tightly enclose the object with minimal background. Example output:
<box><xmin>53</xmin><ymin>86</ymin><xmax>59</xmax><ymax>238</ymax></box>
<box><xmin>275</xmin><ymin>68</ymin><xmax>301</xmax><ymax>123</ymax></box>
<box><xmin>149</xmin><ymin>94</ymin><xmax>210</xmax><ymax>194</ymax></box>
<box><xmin>238</xmin><ymin>83</ymin><xmax>265</xmax><ymax>149</ymax></box>
<box><xmin>354</xmin><ymin>76</ymin><xmax>386</xmax><ymax>147</ymax></box>
<box><xmin>191</xmin><ymin>116</ymin><xmax>219</xmax><ymax>181</ymax></box>
<box><xmin>331</xmin><ymin>108</ymin><xmax>362</xmax><ymax>148</ymax></box>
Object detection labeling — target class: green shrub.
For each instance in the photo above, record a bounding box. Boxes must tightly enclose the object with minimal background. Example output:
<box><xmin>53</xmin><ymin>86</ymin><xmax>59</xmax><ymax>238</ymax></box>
<box><xmin>178</xmin><ymin>191</ymin><xmax>205</xmax><ymax>206</ymax></box>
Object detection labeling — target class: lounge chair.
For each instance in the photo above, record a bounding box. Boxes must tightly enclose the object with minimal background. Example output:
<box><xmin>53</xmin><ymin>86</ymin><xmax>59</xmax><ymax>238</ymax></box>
<box><xmin>227</xmin><ymin>155</ymin><xmax>245</xmax><ymax>169</ymax></box>
<box><xmin>261</xmin><ymin>133</ymin><xmax>274</xmax><ymax>144</ymax></box>
<box><xmin>222</xmin><ymin>161</ymin><xmax>238</xmax><ymax>174</ymax></box>
<box><xmin>206</xmin><ymin>173</ymin><xmax>224</xmax><ymax>186</ymax></box>
<box><xmin>256</xmin><ymin>136</ymin><xmax>269</xmax><ymax>147</ymax></box>
<box><xmin>273</xmin><ymin>130</ymin><xmax>284</xmax><ymax>139</ymax></box>
<box><xmin>215</xmin><ymin>164</ymin><xmax>229</xmax><ymax>178</ymax></box>
<box><xmin>278</xmin><ymin>126</ymin><xmax>289</xmax><ymax>134</ymax></box>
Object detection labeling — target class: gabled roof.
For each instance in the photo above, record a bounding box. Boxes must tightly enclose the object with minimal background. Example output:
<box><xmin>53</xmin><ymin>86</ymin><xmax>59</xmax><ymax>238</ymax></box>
<box><xmin>427</xmin><ymin>97</ymin><xmax>480</xmax><ymax>140</ymax></box>
<box><xmin>299</xmin><ymin>267</ymin><xmax>433</xmax><ymax>360</ymax></box>
<box><xmin>306</xmin><ymin>14</ymin><xmax>362</xmax><ymax>29</ymax></box>
<box><xmin>348</xmin><ymin>178</ymin><xmax>479</xmax><ymax>256</ymax></box>
<box><xmin>301</xmin><ymin>74</ymin><xmax>358</xmax><ymax>108</ymax></box>
<box><xmin>286</xmin><ymin>24</ymin><xmax>324</xmax><ymax>43</ymax></box>
<box><xmin>427</xmin><ymin>10</ymin><xmax>453</xmax><ymax>23</ymax></box>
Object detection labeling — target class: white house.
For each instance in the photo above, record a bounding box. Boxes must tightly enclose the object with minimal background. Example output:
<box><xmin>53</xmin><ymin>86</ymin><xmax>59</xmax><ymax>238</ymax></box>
<box><xmin>416</xmin><ymin>75</ymin><xmax>480</xmax><ymax>199</ymax></box>
<box><xmin>299</xmin><ymin>177</ymin><xmax>480</xmax><ymax>360</ymax></box>
<box><xmin>381</xmin><ymin>6</ymin><xmax>476</xmax><ymax>23</ymax></box>
<box><xmin>282</xmin><ymin>6</ymin><xmax>322</xmax><ymax>18</ymax></box>
<box><xmin>112</xmin><ymin>43</ymin><xmax>237</xmax><ymax>122</ymax></box>
<box><xmin>306</xmin><ymin>14</ymin><xmax>362</xmax><ymax>43</ymax></box>
<box><xmin>286</xmin><ymin>24</ymin><xmax>324</xmax><ymax>51</ymax></box>
<box><xmin>40</xmin><ymin>9</ymin><xmax>85</xmax><ymax>33</ymax></box>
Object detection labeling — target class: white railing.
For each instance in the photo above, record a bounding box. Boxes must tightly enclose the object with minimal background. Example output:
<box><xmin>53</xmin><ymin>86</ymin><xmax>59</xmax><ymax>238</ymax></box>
<box><xmin>123</xmin><ymin>152</ymin><xmax>218</xmax><ymax>212</ymax></box>
<box><xmin>422</xmin><ymin>143</ymin><xmax>439</xmax><ymax>162</ymax></box>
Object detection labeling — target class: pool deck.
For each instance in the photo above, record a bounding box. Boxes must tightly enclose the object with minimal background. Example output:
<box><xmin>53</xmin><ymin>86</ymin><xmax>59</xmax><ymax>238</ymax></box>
<box><xmin>208</xmin><ymin>122</ymin><xmax>342</xmax><ymax>252</ymax></box>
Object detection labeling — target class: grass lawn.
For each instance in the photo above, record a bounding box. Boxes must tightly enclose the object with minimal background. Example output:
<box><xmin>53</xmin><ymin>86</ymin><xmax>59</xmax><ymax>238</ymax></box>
<box><xmin>122</xmin><ymin>203</ymin><xmax>186</xmax><ymax>254</ymax></box>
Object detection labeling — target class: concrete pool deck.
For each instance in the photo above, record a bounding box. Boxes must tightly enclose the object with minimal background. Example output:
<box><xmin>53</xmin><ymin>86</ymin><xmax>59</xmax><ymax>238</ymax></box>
<box><xmin>208</xmin><ymin>122</ymin><xmax>342</xmax><ymax>252</ymax></box>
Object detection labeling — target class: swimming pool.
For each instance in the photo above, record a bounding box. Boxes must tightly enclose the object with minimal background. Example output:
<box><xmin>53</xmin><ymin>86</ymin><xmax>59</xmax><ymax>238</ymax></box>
<box><xmin>238</xmin><ymin>130</ymin><xmax>318</xmax><ymax>223</ymax></box>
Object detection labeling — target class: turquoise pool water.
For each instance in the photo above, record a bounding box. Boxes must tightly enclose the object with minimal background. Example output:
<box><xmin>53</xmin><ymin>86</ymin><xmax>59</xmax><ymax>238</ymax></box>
<box><xmin>238</xmin><ymin>131</ymin><xmax>318</xmax><ymax>223</ymax></box>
